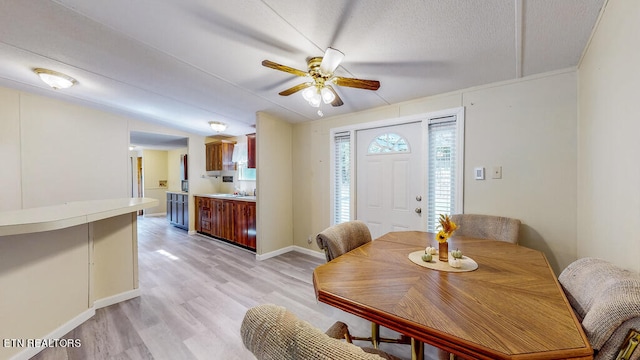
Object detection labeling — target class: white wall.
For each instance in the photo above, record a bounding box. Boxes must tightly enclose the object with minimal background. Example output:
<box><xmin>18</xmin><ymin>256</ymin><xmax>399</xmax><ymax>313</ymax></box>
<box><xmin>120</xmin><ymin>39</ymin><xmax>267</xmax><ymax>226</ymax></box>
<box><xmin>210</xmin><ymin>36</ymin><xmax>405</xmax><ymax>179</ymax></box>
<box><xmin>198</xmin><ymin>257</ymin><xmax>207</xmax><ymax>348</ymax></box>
<box><xmin>292</xmin><ymin>71</ymin><xmax>578</xmax><ymax>274</ymax></box>
<box><xmin>142</xmin><ymin>149</ymin><xmax>168</xmax><ymax>215</ymax></box>
<box><xmin>0</xmin><ymin>89</ymin><xmax>130</xmax><ymax>209</ymax></box>
<box><xmin>463</xmin><ymin>72</ymin><xmax>577</xmax><ymax>272</ymax></box>
<box><xmin>0</xmin><ymin>87</ymin><xmax>21</xmax><ymax>211</ymax></box>
<box><xmin>167</xmin><ymin>147</ymin><xmax>187</xmax><ymax>192</ymax></box>
<box><xmin>256</xmin><ymin>111</ymin><xmax>293</xmax><ymax>255</ymax></box>
<box><xmin>577</xmin><ymin>0</ymin><xmax>640</xmax><ymax>273</ymax></box>
<box><xmin>0</xmin><ymin>86</ymin><xmax>210</xmax><ymax>234</ymax></box>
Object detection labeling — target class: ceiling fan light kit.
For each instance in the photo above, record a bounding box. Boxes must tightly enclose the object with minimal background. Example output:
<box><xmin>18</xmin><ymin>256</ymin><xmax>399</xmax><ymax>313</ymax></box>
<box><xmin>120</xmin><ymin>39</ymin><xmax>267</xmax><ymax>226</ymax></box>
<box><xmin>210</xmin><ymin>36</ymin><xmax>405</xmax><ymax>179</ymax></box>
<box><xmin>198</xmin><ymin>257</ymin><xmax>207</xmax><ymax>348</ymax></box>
<box><xmin>262</xmin><ymin>47</ymin><xmax>380</xmax><ymax>112</ymax></box>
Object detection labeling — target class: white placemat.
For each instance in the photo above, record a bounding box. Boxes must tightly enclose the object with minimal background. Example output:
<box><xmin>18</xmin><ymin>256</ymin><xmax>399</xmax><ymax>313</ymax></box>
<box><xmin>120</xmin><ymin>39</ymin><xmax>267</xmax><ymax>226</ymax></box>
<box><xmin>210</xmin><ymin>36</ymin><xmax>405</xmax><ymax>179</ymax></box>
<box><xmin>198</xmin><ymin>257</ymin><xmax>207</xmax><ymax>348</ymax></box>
<box><xmin>408</xmin><ymin>250</ymin><xmax>478</xmax><ymax>272</ymax></box>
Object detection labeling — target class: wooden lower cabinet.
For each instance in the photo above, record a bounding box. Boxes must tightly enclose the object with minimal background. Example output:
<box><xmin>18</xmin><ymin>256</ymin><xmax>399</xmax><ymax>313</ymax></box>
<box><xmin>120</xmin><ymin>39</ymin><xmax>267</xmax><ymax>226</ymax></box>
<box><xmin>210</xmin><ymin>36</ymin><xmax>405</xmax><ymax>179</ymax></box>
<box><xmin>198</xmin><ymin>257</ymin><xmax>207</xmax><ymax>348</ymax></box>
<box><xmin>196</xmin><ymin>197</ymin><xmax>212</xmax><ymax>233</ymax></box>
<box><xmin>211</xmin><ymin>198</ymin><xmax>234</xmax><ymax>240</ymax></box>
<box><xmin>195</xmin><ymin>196</ymin><xmax>256</xmax><ymax>250</ymax></box>
<box><xmin>234</xmin><ymin>200</ymin><xmax>256</xmax><ymax>249</ymax></box>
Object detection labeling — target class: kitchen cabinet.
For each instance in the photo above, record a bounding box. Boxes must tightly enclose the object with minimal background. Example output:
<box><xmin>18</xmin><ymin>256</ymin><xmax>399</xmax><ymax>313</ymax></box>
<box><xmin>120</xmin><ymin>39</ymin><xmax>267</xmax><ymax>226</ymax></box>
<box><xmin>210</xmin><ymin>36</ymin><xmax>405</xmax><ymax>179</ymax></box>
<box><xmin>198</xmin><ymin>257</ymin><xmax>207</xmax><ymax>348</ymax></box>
<box><xmin>205</xmin><ymin>142</ymin><xmax>235</xmax><ymax>171</ymax></box>
<box><xmin>195</xmin><ymin>196</ymin><xmax>256</xmax><ymax>250</ymax></box>
<box><xmin>196</xmin><ymin>196</ymin><xmax>212</xmax><ymax>233</ymax></box>
<box><xmin>167</xmin><ymin>192</ymin><xmax>188</xmax><ymax>230</ymax></box>
<box><xmin>247</xmin><ymin>133</ymin><xmax>256</xmax><ymax>169</ymax></box>
<box><xmin>234</xmin><ymin>200</ymin><xmax>256</xmax><ymax>249</ymax></box>
<box><xmin>211</xmin><ymin>198</ymin><xmax>234</xmax><ymax>240</ymax></box>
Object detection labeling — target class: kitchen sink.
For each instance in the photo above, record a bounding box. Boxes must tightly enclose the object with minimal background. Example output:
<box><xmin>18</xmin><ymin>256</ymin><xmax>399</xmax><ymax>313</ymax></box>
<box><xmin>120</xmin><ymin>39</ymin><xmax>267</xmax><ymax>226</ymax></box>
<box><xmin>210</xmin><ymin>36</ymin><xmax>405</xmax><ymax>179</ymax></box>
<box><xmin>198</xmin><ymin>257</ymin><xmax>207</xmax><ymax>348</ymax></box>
<box><xmin>208</xmin><ymin>194</ymin><xmax>256</xmax><ymax>200</ymax></box>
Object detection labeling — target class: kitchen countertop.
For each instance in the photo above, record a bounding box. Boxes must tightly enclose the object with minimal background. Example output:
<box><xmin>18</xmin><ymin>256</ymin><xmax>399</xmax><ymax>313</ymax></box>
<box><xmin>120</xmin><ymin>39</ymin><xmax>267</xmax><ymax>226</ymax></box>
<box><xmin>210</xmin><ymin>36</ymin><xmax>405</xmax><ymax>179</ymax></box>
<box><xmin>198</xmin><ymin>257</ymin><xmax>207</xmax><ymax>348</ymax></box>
<box><xmin>0</xmin><ymin>197</ymin><xmax>159</xmax><ymax>236</ymax></box>
<box><xmin>194</xmin><ymin>194</ymin><xmax>256</xmax><ymax>202</ymax></box>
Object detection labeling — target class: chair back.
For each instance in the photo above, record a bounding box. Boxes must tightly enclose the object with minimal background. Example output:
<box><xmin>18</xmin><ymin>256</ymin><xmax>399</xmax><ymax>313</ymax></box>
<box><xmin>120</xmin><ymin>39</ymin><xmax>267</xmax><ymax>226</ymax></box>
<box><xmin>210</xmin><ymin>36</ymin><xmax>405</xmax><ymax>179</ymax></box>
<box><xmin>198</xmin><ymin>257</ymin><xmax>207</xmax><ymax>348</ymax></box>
<box><xmin>241</xmin><ymin>304</ymin><xmax>392</xmax><ymax>360</ymax></box>
<box><xmin>558</xmin><ymin>258</ymin><xmax>640</xmax><ymax>359</ymax></box>
<box><xmin>450</xmin><ymin>214</ymin><xmax>520</xmax><ymax>244</ymax></box>
<box><xmin>316</xmin><ymin>220</ymin><xmax>372</xmax><ymax>262</ymax></box>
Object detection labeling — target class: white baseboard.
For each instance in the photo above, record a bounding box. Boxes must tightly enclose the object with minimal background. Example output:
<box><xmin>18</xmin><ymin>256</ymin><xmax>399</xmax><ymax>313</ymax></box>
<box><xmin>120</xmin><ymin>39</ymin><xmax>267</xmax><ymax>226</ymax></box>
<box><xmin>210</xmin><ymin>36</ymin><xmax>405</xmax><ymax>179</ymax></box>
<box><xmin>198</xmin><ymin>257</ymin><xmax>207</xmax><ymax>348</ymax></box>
<box><xmin>255</xmin><ymin>245</ymin><xmax>325</xmax><ymax>261</ymax></box>
<box><xmin>9</xmin><ymin>308</ymin><xmax>95</xmax><ymax>360</ymax></box>
<box><xmin>143</xmin><ymin>212</ymin><xmax>166</xmax><ymax>217</ymax></box>
<box><xmin>94</xmin><ymin>288</ymin><xmax>140</xmax><ymax>309</ymax></box>
<box><xmin>292</xmin><ymin>246</ymin><xmax>326</xmax><ymax>259</ymax></box>
<box><xmin>256</xmin><ymin>245</ymin><xmax>294</xmax><ymax>261</ymax></box>
<box><xmin>188</xmin><ymin>230</ymin><xmax>197</xmax><ymax>235</ymax></box>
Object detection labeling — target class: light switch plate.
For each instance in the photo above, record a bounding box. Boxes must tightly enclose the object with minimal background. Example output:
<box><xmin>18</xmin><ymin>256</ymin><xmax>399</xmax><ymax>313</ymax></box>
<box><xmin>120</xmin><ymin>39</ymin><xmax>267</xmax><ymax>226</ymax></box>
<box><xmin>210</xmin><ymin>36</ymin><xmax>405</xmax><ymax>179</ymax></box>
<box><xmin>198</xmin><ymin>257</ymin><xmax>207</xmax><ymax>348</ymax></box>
<box><xmin>492</xmin><ymin>166</ymin><xmax>502</xmax><ymax>179</ymax></box>
<box><xmin>474</xmin><ymin>167</ymin><xmax>485</xmax><ymax>180</ymax></box>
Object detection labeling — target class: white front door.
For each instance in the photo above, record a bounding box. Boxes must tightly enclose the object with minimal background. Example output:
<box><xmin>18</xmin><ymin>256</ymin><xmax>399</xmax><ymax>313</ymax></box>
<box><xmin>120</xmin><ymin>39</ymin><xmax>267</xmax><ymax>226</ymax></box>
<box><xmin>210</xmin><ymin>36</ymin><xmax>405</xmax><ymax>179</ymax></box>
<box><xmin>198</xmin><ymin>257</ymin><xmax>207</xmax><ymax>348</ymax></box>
<box><xmin>356</xmin><ymin>121</ymin><xmax>424</xmax><ymax>240</ymax></box>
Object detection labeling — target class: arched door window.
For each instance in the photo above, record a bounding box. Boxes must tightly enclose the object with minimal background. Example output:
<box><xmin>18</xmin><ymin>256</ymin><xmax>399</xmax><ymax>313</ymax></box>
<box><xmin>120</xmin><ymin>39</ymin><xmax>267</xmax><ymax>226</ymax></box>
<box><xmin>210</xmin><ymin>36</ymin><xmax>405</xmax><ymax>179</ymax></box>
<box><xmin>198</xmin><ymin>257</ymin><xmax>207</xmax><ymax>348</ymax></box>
<box><xmin>367</xmin><ymin>133</ymin><xmax>409</xmax><ymax>154</ymax></box>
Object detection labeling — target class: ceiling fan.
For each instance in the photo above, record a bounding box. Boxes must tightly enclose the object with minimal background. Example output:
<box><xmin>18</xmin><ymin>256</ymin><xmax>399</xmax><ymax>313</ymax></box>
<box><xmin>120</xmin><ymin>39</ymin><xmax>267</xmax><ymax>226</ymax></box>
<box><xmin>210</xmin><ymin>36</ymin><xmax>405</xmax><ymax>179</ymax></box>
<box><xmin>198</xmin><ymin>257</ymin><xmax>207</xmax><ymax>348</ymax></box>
<box><xmin>262</xmin><ymin>48</ymin><xmax>380</xmax><ymax>108</ymax></box>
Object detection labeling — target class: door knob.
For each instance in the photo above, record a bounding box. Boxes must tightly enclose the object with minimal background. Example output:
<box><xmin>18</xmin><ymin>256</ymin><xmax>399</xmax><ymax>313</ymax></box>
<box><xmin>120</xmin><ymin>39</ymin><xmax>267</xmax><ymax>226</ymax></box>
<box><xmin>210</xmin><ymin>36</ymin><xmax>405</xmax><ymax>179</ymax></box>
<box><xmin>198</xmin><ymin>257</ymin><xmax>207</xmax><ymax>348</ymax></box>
<box><xmin>415</xmin><ymin>207</ymin><xmax>422</xmax><ymax>214</ymax></box>
<box><xmin>416</xmin><ymin>195</ymin><xmax>422</xmax><ymax>201</ymax></box>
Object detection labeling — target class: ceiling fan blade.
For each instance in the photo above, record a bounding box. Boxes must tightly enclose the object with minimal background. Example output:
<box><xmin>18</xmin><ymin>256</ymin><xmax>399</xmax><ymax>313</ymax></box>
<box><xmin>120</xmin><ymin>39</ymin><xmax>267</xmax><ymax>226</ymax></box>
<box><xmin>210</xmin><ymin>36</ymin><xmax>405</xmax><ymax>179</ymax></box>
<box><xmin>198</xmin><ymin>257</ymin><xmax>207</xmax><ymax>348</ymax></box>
<box><xmin>262</xmin><ymin>60</ymin><xmax>308</xmax><ymax>77</ymax></box>
<box><xmin>278</xmin><ymin>82</ymin><xmax>312</xmax><ymax>96</ymax></box>
<box><xmin>334</xmin><ymin>77</ymin><xmax>380</xmax><ymax>91</ymax></box>
<box><xmin>320</xmin><ymin>48</ymin><xmax>345</xmax><ymax>74</ymax></box>
<box><xmin>326</xmin><ymin>85</ymin><xmax>343</xmax><ymax>107</ymax></box>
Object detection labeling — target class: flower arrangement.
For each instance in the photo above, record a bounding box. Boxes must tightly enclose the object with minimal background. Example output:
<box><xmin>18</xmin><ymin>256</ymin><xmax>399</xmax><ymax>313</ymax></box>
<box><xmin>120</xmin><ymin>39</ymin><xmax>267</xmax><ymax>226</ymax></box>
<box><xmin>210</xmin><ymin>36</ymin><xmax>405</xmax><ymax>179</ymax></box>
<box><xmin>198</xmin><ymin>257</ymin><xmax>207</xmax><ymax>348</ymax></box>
<box><xmin>436</xmin><ymin>214</ymin><xmax>458</xmax><ymax>243</ymax></box>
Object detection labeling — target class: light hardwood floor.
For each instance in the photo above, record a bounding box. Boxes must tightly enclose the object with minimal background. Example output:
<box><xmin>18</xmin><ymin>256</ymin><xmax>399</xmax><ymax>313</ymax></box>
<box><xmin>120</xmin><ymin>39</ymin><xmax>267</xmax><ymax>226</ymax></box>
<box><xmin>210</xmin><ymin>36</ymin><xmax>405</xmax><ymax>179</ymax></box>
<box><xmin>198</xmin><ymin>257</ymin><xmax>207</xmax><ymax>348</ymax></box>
<box><xmin>32</xmin><ymin>216</ymin><xmax>441</xmax><ymax>360</ymax></box>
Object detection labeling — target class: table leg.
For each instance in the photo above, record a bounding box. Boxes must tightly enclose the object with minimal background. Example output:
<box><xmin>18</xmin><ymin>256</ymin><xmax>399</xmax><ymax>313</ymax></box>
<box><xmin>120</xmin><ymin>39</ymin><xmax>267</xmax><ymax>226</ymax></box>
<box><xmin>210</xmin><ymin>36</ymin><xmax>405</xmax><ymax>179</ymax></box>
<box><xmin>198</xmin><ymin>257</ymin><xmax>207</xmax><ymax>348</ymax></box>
<box><xmin>371</xmin><ymin>323</ymin><xmax>380</xmax><ymax>349</ymax></box>
<box><xmin>411</xmin><ymin>338</ymin><xmax>424</xmax><ymax>360</ymax></box>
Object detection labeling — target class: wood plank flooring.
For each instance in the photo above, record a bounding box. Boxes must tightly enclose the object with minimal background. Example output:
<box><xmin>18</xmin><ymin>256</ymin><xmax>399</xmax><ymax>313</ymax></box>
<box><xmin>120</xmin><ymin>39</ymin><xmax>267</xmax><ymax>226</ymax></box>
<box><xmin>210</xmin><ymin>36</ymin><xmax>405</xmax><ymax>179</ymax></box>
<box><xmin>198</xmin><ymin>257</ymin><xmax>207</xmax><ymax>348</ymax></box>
<box><xmin>31</xmin><ymin>216</ymin><xmax>441</xmax><ymax>360</ymax></box>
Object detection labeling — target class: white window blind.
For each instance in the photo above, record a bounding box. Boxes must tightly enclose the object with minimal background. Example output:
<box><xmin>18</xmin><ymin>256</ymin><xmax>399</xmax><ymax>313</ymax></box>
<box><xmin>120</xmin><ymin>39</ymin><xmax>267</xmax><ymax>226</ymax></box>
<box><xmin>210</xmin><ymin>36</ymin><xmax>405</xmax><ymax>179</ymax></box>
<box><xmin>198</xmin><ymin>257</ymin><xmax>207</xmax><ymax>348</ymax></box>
<box><xmin>427</xmin><ymin>116</ymin><xmax>458</xmax><ymax>232</ymax></box>
<box><xmin>334</xmin><ymin>132</ymin><xmax>351</xmax><ymax>224</ymax></box>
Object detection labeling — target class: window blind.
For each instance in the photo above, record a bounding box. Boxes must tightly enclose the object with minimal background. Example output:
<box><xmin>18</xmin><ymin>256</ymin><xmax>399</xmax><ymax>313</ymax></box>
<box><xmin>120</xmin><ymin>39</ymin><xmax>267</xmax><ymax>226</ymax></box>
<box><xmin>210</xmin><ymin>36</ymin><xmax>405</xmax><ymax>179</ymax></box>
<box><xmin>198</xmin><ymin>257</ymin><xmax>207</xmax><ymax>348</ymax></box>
<box><xmin>334</xmin><ymin>132</ymin><xmax>351</xmax><ymax>224</ymax></box>
<box><xmin>427</xmin><ymin>116</ymin><xmax>457</xmax><ymax>232</ymax></box>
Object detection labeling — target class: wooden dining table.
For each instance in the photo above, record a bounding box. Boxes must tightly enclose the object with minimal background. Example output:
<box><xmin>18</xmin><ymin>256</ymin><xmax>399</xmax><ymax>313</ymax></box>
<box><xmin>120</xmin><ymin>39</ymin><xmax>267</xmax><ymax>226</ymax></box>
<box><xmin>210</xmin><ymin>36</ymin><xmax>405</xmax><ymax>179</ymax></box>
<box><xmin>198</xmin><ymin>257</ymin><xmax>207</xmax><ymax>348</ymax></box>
<box><xmin>312</xmin><ymin>231</ymin><xmax>593</xmax><ymax>360</ymax></box>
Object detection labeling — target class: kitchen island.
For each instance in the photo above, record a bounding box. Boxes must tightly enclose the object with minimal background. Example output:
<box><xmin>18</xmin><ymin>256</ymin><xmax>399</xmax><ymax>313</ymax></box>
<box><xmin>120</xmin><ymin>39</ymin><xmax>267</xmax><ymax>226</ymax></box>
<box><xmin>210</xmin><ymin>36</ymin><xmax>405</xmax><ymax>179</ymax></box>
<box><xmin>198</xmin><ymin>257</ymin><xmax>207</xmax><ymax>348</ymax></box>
<box><xmin>194</xmin><ymin>194</ymin><xmax>256</xmax><ymax>250</ymax></box>
<box><xmin>0</xmin><ymin>197</ymin><xmax>158</xmax><ymax>360</ymax></box>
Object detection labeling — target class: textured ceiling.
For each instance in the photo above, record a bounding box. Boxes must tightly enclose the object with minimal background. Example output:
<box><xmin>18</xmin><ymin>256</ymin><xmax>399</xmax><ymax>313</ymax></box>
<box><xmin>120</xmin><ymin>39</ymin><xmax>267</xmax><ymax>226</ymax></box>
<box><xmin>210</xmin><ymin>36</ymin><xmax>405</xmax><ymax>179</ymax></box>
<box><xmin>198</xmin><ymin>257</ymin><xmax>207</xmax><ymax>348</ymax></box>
<box><xmin>0</xmin><ymin>0</ymin><xmax>605</xmax><ymax>140</ymax></box>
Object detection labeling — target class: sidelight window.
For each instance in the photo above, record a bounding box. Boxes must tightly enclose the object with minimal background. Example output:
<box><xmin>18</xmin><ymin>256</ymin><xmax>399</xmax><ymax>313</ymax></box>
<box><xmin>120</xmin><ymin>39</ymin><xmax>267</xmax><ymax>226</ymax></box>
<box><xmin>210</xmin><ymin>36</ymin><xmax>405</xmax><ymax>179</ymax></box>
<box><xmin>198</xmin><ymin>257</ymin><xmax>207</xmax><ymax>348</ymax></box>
<box><xmin>426</xmin><ymin>116</ymin><xmax>460</xmax><ymax>232</ymax></box>
<box><xmin>334</xmin><ymin>132</ymin><xmax>351</xmax><ymax>224</ymax></box>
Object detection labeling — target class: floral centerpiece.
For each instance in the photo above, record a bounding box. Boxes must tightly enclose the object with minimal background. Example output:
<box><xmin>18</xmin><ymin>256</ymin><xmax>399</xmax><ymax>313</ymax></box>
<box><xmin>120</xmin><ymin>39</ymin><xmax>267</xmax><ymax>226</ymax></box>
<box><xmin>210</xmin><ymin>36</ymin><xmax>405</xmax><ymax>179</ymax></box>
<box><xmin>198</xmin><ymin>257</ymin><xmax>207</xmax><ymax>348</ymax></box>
<box><xmin>436</xmin><ymin>214</ymin><xmax>457</xmax><ymax>261</ymax></box>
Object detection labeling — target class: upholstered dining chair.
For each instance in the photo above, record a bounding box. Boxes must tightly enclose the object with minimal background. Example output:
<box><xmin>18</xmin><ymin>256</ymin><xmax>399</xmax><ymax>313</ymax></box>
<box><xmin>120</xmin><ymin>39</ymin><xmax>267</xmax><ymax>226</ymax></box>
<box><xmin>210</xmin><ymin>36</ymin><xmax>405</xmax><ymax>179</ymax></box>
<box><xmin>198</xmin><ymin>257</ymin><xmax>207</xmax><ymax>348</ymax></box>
<box><xmin>559</xmin><ymin>258</ymin><xmax>640</xmax><ymax>360</ymax></box>
<box><xmin>316</xmin><ymin>221</ymin><xmax>410</xmax><ymax>350</ymax></box>
<box><xmin>316</xmin><ymin>220</ymin><xmax>372</xmax><ymax>262</ymax></box>
<box><xmin>450</xmin><ymin>214</ymin><xmax>521</xmax><ymax>244</ymax></box>
<box><xmin>241</xmin><ymin>304</ymin><xmax>401</xmax><ymax>360</ymax></box>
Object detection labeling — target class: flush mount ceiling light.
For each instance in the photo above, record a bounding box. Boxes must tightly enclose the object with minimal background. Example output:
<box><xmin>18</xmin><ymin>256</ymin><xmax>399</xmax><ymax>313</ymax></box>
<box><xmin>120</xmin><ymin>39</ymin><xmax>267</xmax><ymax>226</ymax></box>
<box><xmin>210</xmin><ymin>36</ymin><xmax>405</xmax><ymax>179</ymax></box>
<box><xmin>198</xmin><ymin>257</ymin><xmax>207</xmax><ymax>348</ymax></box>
<box><xmin>33</xmin><ymin>68</ymin><xmax>76</xmax><ymax>90</ymax></box>
<box><xmin>209</xmin><ymin>121</ymin><xmax>227</xmax><ymax>132</ymax></box>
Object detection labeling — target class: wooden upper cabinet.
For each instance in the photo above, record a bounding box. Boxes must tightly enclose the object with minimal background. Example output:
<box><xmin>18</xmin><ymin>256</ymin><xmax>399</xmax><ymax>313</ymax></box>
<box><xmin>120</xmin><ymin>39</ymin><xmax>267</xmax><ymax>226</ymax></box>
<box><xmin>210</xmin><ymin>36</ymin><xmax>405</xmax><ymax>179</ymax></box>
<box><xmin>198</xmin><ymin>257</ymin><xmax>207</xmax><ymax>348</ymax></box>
<box><xmin>247</xmin><ymin>133</ymin><xmax>256</xmax><ymax>169</ymax></box>
<box><xmin>205</xmin><ymin>141</ymin><xmax>235</xmax><ymax>171</ymax></box>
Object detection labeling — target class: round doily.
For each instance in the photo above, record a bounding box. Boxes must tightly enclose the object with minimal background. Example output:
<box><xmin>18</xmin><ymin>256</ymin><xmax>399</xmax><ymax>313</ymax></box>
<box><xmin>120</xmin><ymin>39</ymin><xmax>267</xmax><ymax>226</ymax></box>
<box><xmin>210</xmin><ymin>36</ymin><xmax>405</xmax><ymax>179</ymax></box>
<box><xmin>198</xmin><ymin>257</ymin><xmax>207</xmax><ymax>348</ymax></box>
<box><xmin>408</xmin><ymin>251</ymin><xmax>478</xmax><ymax>272</ymax></box>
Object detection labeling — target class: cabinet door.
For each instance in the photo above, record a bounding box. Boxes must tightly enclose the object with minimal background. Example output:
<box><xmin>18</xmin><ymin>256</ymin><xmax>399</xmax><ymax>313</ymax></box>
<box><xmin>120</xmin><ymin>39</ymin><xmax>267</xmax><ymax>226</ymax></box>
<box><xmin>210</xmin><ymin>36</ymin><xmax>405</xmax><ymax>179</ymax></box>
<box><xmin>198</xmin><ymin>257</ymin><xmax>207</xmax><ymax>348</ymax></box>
<box><xmin>206</xmin><ymin>143</ymin><xmax>222</xmax><ymax>171</ymax></box>
<box><xmin>213</xmin><ymin>144</ymin><xmax>222</xmax><ymax>170</ymax></box>
<box><xmin>210</xmin><ymin>199</ymin><xmax>221</xmax><ymax>237</ymax></box>
<box><xmin>246</xmin><ymin>202</ymin><xmax>256</xmax><ymax>249</ymax></box>
<box><xmin>221</xmin><ymin>143</ymin><xmax>235</xmax><ymax>171</ymax></box>
<box><xmin>182</xmin><ymin>194</ymin><xmax>189</xmax><ymax>227</ymax></box>
<box><xmin>233</xmin><ymin>201</ymin><xmax>247</xmax><ymax>247</ymax></box>
<box><xmin>171</xmin><ymin>194</ymin><xmax>178</xmax><ymax>223</ymax></box>
<box><xmin>220</xmin><ymin>200</ymin><xmax>234</xmax><ymax>240</ymax></box>
<box><xmin>177</xmin><ymin>195</ymin><xmax>184</xmax><ymax>225</ymax></box>
<box><xmin>247</xmin><ymin>133</ymin><xmax>256</xmax><ymax>169</ymax></box>
<box><xmin>196</xmin><ymin>197</ymin><xmax>211</xmax><ymax>233</ymax></box>
<box><xmin>233</xmin><ymin>201</ymin><xmax>256</xmax><ymax>249</ymax></box>
<box><xmin>167</xmin><ymin>193</ymin><xmax>172</xmax><ymax>221</ymax></box>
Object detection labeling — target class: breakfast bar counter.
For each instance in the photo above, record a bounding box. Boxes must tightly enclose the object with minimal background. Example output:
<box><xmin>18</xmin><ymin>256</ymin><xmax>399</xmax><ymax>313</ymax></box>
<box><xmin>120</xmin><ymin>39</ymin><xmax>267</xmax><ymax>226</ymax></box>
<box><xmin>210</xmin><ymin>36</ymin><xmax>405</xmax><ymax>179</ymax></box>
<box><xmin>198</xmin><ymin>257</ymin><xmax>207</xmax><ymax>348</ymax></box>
<box><xmin>0</xmin><ymin>197</ymin><xmax>158</xmax><ymax>360</ymax></box>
